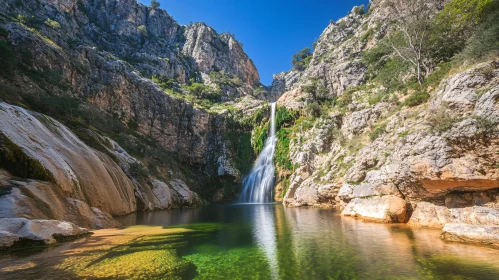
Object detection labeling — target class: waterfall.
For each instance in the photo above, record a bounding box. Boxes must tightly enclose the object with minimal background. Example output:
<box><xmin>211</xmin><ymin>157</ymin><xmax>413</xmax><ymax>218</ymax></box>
<box><xmin>240</xmin><ymin>102</ymin><xmax>277</xmax><ymax>203</ymax></box>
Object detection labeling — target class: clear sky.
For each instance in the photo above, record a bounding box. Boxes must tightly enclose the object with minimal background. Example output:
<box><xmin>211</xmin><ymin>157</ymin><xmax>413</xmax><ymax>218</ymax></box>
<box><xmin>138</xmin><ymin>0</ymin><xmax>369</xmax><ymax>85</ymax></box>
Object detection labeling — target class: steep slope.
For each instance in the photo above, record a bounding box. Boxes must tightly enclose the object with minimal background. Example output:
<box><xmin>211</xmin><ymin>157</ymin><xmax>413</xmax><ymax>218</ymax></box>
<box><xmin>0</xmin><ymin>0</ymin><xmax>266</xmax><ymax>227</ymax></box>
<box><xmin>0</xmin><ymin>103</ymin><xmax>204</xmax><ymax>228</ymax></box>
<box><xmin>269</xmin><ymin>0</ymin><xmax>499</xmax><ymax>244</ymax></box>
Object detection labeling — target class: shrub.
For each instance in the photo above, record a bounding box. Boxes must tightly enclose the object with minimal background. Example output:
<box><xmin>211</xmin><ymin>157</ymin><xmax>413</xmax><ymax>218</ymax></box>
<box><xmin>458</xmin><ymin>9</ymin><xmax>499</xmax><ymax>61</ymax></box>
<box><xmin>423</xmin><ymin>62</ymin><xmax>452</xmax><ymax>89</ymax></box>
<box><xmin>276</xmin><ymin>106</ymin><xmax>297</xmax><ymax>129</ymax></box>
<box><xmin>0</xmin><ymin>41</ymin><xmax>16</xmax><ymax>78</ymax></box>
<box><xmin>44</xmin><ymin>18</ymin><xmax>61</xmax><ymax>29</ymax></box>
<box><xmin>361</xmin><ymin>28</ymin><xmax>374</xmax><ymax>43</ymax></box>
<box><xmin>137</xmin><ymin>25</ymin><xmax>147</xmax><ymax>36</ymax></box>
<box><xmin>0</xmin><ymin>26</ymin><xmax>9</xmax><ymax>37</ymax></box>
<box><xmin>182</xmin><ymin>82</ymin><xmax>221</xmax><ymax>102</ymax></box>
<box><xmin>302</xmin><ymin>78</ymin><xmax>330</xmax><ymax>104</ymax></box>
<box><xmin>369</xmin><ymin>123</ymin><xmax>387</xmax><ymax>142</ymax></box>
<box><xmin>427</xmin><ymin>106</ymin><xmax>462</xmax><ymax>133</ymax></box>
<box><xmin>209</xmin><ymin>71</ymin><xmax>243</xmax><ymax>88</ymax></box>
<box><xmin>430</xmin><ymin>0</ymin><xmax>499</xmax><ymax>61</ymax></box>
<box><xmin>129</xmin><ymin>162</ymin><xmax>149</xmax><ymax>177</ymax></box>
<box><xmin>275</xmin><ymin>128</ymin><xmax>294</xmax><ymax>170</ymax></box>
<box><xmin>398</xmin><ymin>131</ymin><xmax>409</xmax><ymax>138</ymax></box>
<box><xmin>473</xmin><ymin>115</ymin><xmax>497</xmax><ymax>133</ymax></box>
<box><xmin>353</xmin><ymin>5</ymin><xmax>365</xmax><ymax>15</ymax></box>
<box><xmin>292</xmin><ymin>48</ymin><xmax>313</xmax><ymax>71</ymax></box>
<box><xmin>150</xmin><ymin>0</ymin><xmax>160</xmax><ymax>9</ymax></box>
<box><xmin>375</xmin><ymin>57</ymin><xmax>410</xmax><ymax>92</ymax></box>
<box><xmin>404</xmin><ymin>91</ymin><xmax>430</xmax><ymax>107</ymax></box>
<box><xmin>152</xmin><ymin>75</ymin><xmax>177</xmax><ymax>91</ymax></box>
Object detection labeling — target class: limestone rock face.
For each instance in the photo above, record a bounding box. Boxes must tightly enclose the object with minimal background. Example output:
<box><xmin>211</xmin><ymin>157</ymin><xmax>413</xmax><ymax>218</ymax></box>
<box><xmin>1</xmin><ymin>0</ymin><xmax>259</xmax><ymax>92</ymax></box>
<box><xmin>341</xmin><ymin>196</ymin><xmax>409</xmax><ymax>223</ymax></box>
<box><xmin>0</xmin><ymin>0</ymin><xmax>255</xmax><ymax>209</ymax></box>
<box><xmin>0</xmin><ymin>218</ymin><xmax>88</xmax><ymax>249</ymax></box>
<box><xmin>441</xmin><ymin>223</ymin><xmax>499</xmax><ymax>246</ymax></box>
<box><xmin>279</xmin><ymin>21</ymin><xmax>499</xmax><ymax>232</ymax></box>
<box><xmin>0</xmin><ymin>104</ymin><xmax>204</xmax><ymax>228</ymax></box>
<box><xmin>0</xmin><ymin>103</ymin><xmax>136</xmax><ymax>217</ymax></box>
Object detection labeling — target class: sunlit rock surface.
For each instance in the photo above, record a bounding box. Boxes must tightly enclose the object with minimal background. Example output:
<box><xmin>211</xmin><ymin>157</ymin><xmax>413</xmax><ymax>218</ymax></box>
<box><xmin>0</xmin><ymin>218</ymin><xmax>88</xmax><ymax>249</ymax></box>
<box><xmin>0</xmin><ymin>103</ymin><xmax>203</xmax><ymax>228</ymax></box>
<box><xmin>442</xmin><ymin>223</ymin><xmax>499</xmax><ymax>246</ymax></box>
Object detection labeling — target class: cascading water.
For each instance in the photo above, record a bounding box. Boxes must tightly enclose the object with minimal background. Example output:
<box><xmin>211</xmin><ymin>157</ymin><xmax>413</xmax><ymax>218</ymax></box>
<box><xmin>240</xmin><ymin>102</ymin><xmax>277</xmax><ymax>203</ymax></box>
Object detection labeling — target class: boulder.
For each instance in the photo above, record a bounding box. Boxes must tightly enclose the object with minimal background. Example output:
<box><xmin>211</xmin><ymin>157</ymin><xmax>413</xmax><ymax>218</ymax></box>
<box><xmin>441</xmin><ymin>223</ymin><xmax>499</xmax><ymax>246</ymax></box>
<box><xmin>0</xmin><ymin>218</ymin><xmax>89</xmax><ymax>249</ymax></box>
<box><xmin>341</xmin><ymin>196</ymin><xmax>409</xmax><ymax>223</ymax></box>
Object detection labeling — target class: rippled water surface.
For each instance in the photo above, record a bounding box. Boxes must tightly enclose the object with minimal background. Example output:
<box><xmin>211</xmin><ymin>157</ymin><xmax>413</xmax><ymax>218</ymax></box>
<box><xmin>2</xmin><ymin>204</ymin><xmax>499</xmax><ymax>279</ymax></box>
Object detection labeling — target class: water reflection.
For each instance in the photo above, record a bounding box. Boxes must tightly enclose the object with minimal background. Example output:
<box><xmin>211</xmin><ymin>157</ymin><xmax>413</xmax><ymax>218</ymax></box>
<box><xmin>3</xmin><ymin>204</ymin><xmax>498</xmax><ymax>279</ymax></box>
<box><xmin>116</xmin><ymin>204</ymin><xmax>499</xmax><ymax>279</ymax></box>
<box><xmin>252</xmin><ymin>205</ymin><xmax>279</xmax><ymax>280</ymax></box>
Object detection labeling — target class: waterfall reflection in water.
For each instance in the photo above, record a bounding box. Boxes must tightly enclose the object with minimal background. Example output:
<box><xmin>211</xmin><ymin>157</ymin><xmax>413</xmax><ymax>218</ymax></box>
<box><xmin>2</xmin><ymin>204</ymin><xmax>499</xmax><ymax>280</ymax></box>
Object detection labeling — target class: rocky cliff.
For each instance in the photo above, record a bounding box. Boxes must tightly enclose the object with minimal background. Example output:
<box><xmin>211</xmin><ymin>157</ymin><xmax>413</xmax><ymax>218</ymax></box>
<box><xmin>271</xmin><ymin>0</ymin><xmax>499</xmax><ymax>245</ymax></box>
<box><xmin>0</xmin><ymin>0</ymin><xmax>264</xmax><ymax>228</ymax></box>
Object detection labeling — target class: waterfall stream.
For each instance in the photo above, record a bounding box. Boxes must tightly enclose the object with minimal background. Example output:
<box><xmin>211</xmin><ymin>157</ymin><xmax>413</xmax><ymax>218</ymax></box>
<box><xmin>240</xmin><ymin>102</ymin><xmax>277</xmax><ymax>203</ymax></box>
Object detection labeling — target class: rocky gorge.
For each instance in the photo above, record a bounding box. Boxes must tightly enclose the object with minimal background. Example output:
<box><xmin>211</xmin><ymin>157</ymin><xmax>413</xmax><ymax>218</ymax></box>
<box><xmin>0</xmin><ymin>0</ymin><xmax>498</xmax><ymax>254</ymax></box>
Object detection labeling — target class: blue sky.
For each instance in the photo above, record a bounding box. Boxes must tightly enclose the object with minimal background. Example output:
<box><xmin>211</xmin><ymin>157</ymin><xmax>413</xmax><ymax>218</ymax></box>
<box><xmin>138</xmin><ymin>0</ymin><xmax>369</xmax><ymax>85</ymax></box>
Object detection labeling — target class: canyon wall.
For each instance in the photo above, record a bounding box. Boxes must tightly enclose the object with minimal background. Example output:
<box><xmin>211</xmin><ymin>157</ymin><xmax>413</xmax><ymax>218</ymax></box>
<box><xmin>272</xmin><ymin>0</ymin><xmax>499</xmax><ymax>243</ymax></box>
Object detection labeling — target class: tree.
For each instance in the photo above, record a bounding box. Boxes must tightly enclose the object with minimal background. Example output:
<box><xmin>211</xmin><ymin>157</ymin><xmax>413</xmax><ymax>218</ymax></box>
<box><xmin>151</xmin><ymin>0</ymin><xmax>160</xmax><ymax>9</ymax></box>
<box><xmin>430</xmin><ymin>0</ymin><xmax>499</xmax><ymax>61</ymax></box>
<box><xmin>292</xmin><ymin>48</ymin><xmax>312</xmax><ymax>71</ymax></box>
<box><xmin>137</xmin><ymin>25</ymin><xmax>148</xmax><ymax>37</ymax></box>
<box><xmin>302</xmin><ymin>78</ymin><xmax>329</xmax><ymax>105</ymax></box>
<box><xmin>383</xmin><ymin>0</ymin><xmax>436</xmax><ymax>84</ymax></box>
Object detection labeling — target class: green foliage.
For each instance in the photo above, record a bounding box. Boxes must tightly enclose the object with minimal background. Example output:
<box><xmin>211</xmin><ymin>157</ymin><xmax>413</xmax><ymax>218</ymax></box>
<box><xmin>423</xmin><ymin>62</ymin><xmax>452</xmax><ymax>89</ymax></box>
<box><xmin>427</xmin><ymin>106</ymin><xmax>462</xmax><ymax>133</ymax></box>
<box><xmin>275</xmin><ymin>128</ymin><xmax>294</xmax><ymax>170</ymax></box>
<box><xmin>404</xmin><ymin>91</ymin><xmax>430</xmax><ymax>107</ymax></box>
<box><xmin>375</xmin><ymin>57</ymin><xmax>410</xmax><ymax>92</ymax></box>
<box><xmin>361</xmin><ymin>28</ymin><xmax>374</xmax><ymax>43</ymax></box>
<box><xmin>362</xmin><ymin>43</ymin><xmax>391</xmax><ymax>79</ymax></box>
<box><xmin>253</xmin><ymin>85</ymin><xmax>266</xmax><ymax>96</ymax></box>
<box><xmin>458</xmin><ymin>9</ymin><xmax>499</xmax><ymax>61</ymax></box>
<box><xmin>0</xmin><ymin>41</ymin><xmax>16</xmax><ymax>78</ymax></box>
<box><xmin>0</xmin><ymin>26</ymin><xmax>9</xmax><ymax>37</ymax></box>
<box><xmin>44</xmin><ymin>18</ymin><xmax>61</xmax><ymax>30</ymax></box>
<box><xmin>137</xmin><ymin>25</ymin><xmax>148</xmax><ymax>36</ymax></box>
<box><xmin>292</xmin><ymin>47</ymin><xmax>313</xmax><ymax>71</ymax></box>
<box><xmin>182</xmin><ymin>81</ymin><xmax>221</xmax><ymax>102</ymax></box>
<box><xmin>209</xmin><ymin>71</ymin><xmax>243</xmax><ymax>88</ymax></box>
<box><xmin>150</xmin><ymin>0</ymin><xmax>160</xmax><ymax>9</ymax></box>
<box><xmin>369</xmin><ymin>123</ymin><xmax>387</xmax><ymax>142</ymax></box>
<box><xmin>129</xmin><ymin>162</ymin><xmax>150</xmax><ymax>177</ymax></box>
<box><xmin>127</xmin><ymin>119</ymin><xmax>139</xmax><ymax>131</ymax></box>
<box><xmin>353</xmin><ymin>5</ymin><xmax>365</xmax><ymax>15</ymax></box>
<box><xmin>276</xmin><ymin>106</ymin><xmax>298</xmax><ymax>128</ymax></box>
<box><xmin>473</xmin><ymin>115</ymin><xmax>497</xmax><ymax>133</ymax></box>
<box><xmin>302</xmin><ymin>78</ymin><xmax>331</xmax><ymax>105</ymax></box>
<box><xmin>152</xmin><ymin>75</ymin><xmax>177</xmax><ymax>91</ymax></box>
<box><xmin>431</xmin><ymin>0</ymin><xmax>499</xmax><ymax>61</ymax></box>
<box><xmin>398</xmin><ymin>131</ymin><xmax>409</xmax><ymax>138</ymax></box>
<box><xmin>252</xmin><ymin>122</ymin><xmax>269</xmax><ymax>155</ymax></box>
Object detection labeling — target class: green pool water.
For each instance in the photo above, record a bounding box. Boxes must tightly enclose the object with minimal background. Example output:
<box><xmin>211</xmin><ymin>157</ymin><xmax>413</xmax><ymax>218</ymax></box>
<box><xmin>2</xmin><ymin>204</ymin><xmax>499</xmax><ymax>279</ymax></box>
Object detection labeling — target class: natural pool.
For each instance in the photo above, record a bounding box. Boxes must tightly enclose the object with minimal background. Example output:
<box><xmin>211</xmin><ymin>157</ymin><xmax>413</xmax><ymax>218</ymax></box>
<box><xmin>1</xmin><ymin>204</ymin><xmax>499</xmax><ymax>279</ymax></box>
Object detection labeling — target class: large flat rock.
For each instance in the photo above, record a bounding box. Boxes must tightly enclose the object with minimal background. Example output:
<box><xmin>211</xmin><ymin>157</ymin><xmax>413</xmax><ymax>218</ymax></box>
<box><xmin>0</xmin><ymin>218</ymin><xmax>89</xmax><ymax>249</ymax></box>
<box><xmin>341</xmin><ymin>196</ymin><xmax>409</xmax><ymax>223</ymax></box>
<box><xmin>441</xmin><ymin>223</ymin><xmax>499</xmax><ymax>246</ymax></box>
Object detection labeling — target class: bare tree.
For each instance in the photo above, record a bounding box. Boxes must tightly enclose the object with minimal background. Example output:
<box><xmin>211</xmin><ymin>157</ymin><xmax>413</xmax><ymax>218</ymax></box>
<box><xmin>383</xmin><ymin>0</ymin><xmax>436</xmax><ymax>84</ymax></box>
